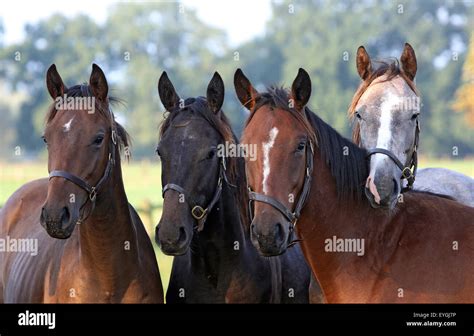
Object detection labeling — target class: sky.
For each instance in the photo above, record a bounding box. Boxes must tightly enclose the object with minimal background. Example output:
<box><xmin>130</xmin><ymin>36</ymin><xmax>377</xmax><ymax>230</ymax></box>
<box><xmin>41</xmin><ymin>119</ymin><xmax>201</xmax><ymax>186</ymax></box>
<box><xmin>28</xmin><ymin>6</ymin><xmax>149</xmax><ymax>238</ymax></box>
<box><xmin>1</xmin><ymin>0</ymin><xmax>272</xmax><ymax>47</ymax></box>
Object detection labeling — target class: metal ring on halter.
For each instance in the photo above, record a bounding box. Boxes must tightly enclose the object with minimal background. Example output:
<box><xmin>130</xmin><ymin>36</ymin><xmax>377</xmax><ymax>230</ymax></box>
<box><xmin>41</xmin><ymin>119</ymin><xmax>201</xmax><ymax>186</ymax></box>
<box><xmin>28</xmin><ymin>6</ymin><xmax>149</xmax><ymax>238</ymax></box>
<box><xmin>89</xmin><ymin>187</ymin><xmax>97</xmax><ymax>202</ymax></box>
<box><xmin>402</xmin><ymin>167</ymin><xmax>413</xmax><ymax>179</ymax></box>
<box><xmin>191</xmin><ymin>205</ymin><xmax>207</xmax><ymax>220</ymax></box>
<box><xmin>111</xmin><ymin>129</ymin><xmax>117</xmax><ymax>145</ymax></box>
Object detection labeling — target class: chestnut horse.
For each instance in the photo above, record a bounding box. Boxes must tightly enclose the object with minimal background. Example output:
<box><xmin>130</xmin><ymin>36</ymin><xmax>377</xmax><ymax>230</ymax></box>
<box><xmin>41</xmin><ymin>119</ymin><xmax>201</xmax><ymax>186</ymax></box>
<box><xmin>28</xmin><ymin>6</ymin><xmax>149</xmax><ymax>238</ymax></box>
<box><xmin>350</xmin><ymin>42</ymin><xmax>474</xmax><ymax>208</ymax></box>
<box><xmin>0</xmin><ymin>64</ymin><xmax>163</xmax><ymax>303</ymax></box>
<box><xmin>155</xmin><ymin>71</ymin><xmax>319</xmax><ymax>303</ymax></box>
<box><xmin>236</xmin><ymin>68</ymin><xmax>474</xmax><ymax>303</ymax></box>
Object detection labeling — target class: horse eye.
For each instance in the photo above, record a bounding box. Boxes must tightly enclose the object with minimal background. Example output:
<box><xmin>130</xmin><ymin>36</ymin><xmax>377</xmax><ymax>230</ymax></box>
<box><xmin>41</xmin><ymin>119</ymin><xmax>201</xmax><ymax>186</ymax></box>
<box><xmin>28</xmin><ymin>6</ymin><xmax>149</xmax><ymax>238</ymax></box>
<box><xmin>41</xmin><ymin>136</ymin><xmax>47</xmax><ymax>144</ymax></box>
<box><xmin>94</xmin><ymin>135</ymin><xmax>104</xmax><ymax>145</ymax></box>
<box><xmin>411</xmin><ymin>113</ymin><xmax>419</xmax><ymax>120</ymax></box>
<box><xmin>207</xmin><ymin>148</ymin><xmax>216</xmax><ymax>159</ymax></box>
<box><xmin>155</xmin><ymin>147</ymin><xmax>161</xmax><ymax>156</ymax></box>
<box><xmin>355</xmin><ymin>111</ymin><xmax>362</xmax><ymax>119</ymax></box>
<box><xmin>297</xmin><ymin>142</ymin><xmax>306</xmax><ymax>151</ymax></box>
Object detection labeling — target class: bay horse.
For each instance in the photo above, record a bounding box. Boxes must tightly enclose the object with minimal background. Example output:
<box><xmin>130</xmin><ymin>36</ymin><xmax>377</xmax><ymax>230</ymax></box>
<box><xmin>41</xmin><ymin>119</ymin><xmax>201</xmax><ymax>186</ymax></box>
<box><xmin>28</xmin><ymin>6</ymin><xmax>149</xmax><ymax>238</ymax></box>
<box><xmin>236</xmin><ymin>67</ymin><xmax>474</xmax><ymax>303</ymax></box>
<box><xmin>155</xmin><ymin>71</ymin><xmax>320</xmax><ymax>303</ymax></box>
<box><xmin>350</xmin><ymin>42</ymin><xmax>473</xmax><ymax>208</ymax></box>
<box><xmin>0</xmin><ymin>64</ymin><xmax>163</xmax><ymax>303</ymax></box>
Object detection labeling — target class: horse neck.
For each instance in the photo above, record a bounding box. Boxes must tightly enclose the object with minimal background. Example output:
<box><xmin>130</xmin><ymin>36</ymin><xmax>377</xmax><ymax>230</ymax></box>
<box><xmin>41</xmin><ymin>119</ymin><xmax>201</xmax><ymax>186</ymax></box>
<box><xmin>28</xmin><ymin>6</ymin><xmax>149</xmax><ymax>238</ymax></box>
<box><xmin>298</xmin><ymin>149</ymin><xmax>388</xmax><ymax>301</ymax></box>
<box><xmin>77</xmin><ymin>150</ymin><xmax>138</xmax><ymax>279</ymax></box>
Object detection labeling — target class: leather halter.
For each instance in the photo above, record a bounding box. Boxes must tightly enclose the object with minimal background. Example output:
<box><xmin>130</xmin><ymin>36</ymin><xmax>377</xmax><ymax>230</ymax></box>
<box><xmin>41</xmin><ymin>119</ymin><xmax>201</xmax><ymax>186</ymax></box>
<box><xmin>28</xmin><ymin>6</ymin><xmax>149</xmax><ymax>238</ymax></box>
<box><xmin>162</xmin><ymin>157</ymin><xmax>233</xmax><ymax>232</ymax></box>
<box><xmin>49</xmin><ymin>126</ymin><xmax>117</xmax><ymax>224</ymax></box>
<box><xmin>248</xmin><ymin>140</ymin><xmax>314</xmax><ymax>226</ymax></box>
<box><xmin>366</xmin><ymin>118</ymin><xmax>420</xmax><ymax>192</ymax></box>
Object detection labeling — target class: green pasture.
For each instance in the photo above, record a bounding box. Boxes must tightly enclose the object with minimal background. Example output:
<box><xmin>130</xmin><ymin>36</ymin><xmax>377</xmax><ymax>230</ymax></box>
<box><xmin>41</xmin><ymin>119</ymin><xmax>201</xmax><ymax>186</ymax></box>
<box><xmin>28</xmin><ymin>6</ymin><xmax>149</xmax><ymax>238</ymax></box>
<box><xmin>0</xmin><ymin>158</ymin><xmax>473</xmax><ymax>296</ymax></box>
<box><xmin>0</xmin><ymin>160</ymin><xmax>174</xmax><ymax>295</ymax></box>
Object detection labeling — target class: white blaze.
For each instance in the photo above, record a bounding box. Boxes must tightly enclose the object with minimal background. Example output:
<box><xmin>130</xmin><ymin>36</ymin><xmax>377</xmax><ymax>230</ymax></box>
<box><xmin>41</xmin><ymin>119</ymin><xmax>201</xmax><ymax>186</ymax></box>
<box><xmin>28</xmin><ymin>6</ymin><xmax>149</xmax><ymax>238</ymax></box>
<box><xmin>63</xmin><ymin>117</ymin><xmax>74</xmax><ymax>133</ymax></box>
<box><xmin>262</xmin><ymin>127</ymin><xmax>279</xmax><ymax>194</ymax></box>
<box><xmin>372</xmin><ymin>92</ymin><xmax>399</xmax><ymax>169</ymax></box>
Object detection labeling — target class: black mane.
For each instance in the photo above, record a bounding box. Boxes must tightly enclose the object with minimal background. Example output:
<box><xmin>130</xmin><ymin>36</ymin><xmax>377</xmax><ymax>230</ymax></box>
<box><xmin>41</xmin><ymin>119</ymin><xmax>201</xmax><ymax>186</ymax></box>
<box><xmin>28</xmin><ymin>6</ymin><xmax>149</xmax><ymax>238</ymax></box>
<box><xmin>306</xmin><ymin>109</ymin><xmax>368</xmax><ymax>200</ymax></box>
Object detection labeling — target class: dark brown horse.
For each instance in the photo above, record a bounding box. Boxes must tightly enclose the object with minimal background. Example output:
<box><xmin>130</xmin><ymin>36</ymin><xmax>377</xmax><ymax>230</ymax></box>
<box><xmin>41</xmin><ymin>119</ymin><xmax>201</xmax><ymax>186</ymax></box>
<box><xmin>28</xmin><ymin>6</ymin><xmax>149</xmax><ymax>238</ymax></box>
<box><xmin>155</xmin><ymin>71</ymin><xmax>319</xmax><ymax>303</ymax></box>
<box><xmin>0</xmin><ymin>64</ymin><xmax>163</xmax><ymax>303</ymax></box>
<box><xmin>236</xmin><ymin>68</ymin><xmax>474</xmax><ymax>303</ymax></box>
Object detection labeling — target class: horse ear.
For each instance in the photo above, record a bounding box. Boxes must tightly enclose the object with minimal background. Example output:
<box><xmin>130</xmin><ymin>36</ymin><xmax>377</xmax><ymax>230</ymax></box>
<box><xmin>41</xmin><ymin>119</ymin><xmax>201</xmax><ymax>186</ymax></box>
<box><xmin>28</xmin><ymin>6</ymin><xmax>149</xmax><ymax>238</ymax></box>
<box><xmin>207</xmin><ymin>72</ymin><xmax>225</xmax><ymax>114</ymax></box>
<box><xmin>400</xmin><ymin>42</ymin><xmax>417</xmax><ymax>80</ymax></box>
<box><xmin>291</xmin><ymin>68</ymin><xmax>312</xmax><ymax>111</ymax></box>
<box><xmin>89</xmin><ymin>64</ymin><xmax>108</xmax><ymax>101</ymax></box>
<box><xmin>356</xmin><ymin>46</ymin><xmax>372</xmax><ymax>80</ymax></box>
<box><xmin>234</xmin><ymin>68</ymin><xmax>259</xmax><ymax>110</ymax></box>
<box><xmin>46</xmin><ymin>64</ymin><xmax>66</xmax><ymax>100</ymax></box>
<box><xmin>158</xmin><ymin>71</ymin><xmax>181</xmax><ymax>111</ymax></box>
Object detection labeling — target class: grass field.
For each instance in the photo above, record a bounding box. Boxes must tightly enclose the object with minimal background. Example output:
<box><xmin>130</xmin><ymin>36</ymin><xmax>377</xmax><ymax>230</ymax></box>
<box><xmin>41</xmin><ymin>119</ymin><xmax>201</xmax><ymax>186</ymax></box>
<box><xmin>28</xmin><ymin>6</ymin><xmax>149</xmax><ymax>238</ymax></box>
<box><xmin>0</xmin><ymin>160</ymin><xmax>174</xmax><ymax>295</ymax></box>
<box><xmin>0</xmin><ymin>158</ymin><xmax>473</xmax><ymax>296</ymax></box>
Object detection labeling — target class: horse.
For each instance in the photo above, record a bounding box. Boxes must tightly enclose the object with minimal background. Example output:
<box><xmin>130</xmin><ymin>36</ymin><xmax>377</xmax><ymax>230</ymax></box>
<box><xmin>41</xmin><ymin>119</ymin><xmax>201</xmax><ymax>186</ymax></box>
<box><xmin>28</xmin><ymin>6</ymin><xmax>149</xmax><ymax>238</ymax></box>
<box><xmin>155</xmin><ymin>71</ymin><xmax>320</xmax><ymax>303</ymax></box>
<box><xmin>0</xmin><ymin>64</ymin><xmax>163</xmax><ymax>303</ymax></box>
<box><xmin>349</xmin><ymin>43</ymin><xmax>474</xmax><ymax>208</ymax></box>
<box><xmin>236</xmin><ymin>67</ymin><xmax>474</xmax><ymax>303</ymax></box>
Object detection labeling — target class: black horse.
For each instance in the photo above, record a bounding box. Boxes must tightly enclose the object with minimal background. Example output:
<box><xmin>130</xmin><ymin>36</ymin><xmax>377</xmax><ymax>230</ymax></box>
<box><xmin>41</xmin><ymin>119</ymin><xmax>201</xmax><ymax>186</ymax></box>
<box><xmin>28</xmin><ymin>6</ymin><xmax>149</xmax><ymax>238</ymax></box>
<box><xmin>155</xmin><ymin>72</ymin><xmax>320</xmax><ymax>303</ymax></box>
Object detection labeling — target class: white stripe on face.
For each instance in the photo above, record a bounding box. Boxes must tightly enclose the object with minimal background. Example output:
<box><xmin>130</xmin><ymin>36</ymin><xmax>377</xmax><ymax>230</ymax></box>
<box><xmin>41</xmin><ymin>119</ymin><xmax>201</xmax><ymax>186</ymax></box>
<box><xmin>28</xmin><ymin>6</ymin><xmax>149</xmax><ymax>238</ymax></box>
<box><xmin>63</xmin><ymin>117</ymin><xmax>74</xmax><ymax>133</ymax></box>
<box><xmin>262</xmin><ymin>127</ymin><xmax>279</xmax><ymax>194</ymax></box>
<box><xmin>371</xmin><ymin>92</ymin><xmax>399</xmax><ymax>169</ymax></box>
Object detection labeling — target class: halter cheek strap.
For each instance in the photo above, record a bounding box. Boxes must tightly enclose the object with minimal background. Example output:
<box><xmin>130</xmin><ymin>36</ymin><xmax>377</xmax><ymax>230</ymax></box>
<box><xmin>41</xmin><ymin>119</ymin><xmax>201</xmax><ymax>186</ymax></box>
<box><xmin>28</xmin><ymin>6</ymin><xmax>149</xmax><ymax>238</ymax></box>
<box><xmin>248</xmin><ymin>140</ymin><xmax>314</xmax><ymax>226</ymax></box>
<box><xmin>48</xmin><ymin>130</ymin><xmax>117</xmax><ymax>224</ymax></box>
<box><xmin>162</xmin><ymin>158</ymin><xmax>231</xmax><ymax>232</ymax></box>
<box><xmin>366</xmin><ymin>118</ymin><xmax>419</xmax><ymax>192</ymax></box>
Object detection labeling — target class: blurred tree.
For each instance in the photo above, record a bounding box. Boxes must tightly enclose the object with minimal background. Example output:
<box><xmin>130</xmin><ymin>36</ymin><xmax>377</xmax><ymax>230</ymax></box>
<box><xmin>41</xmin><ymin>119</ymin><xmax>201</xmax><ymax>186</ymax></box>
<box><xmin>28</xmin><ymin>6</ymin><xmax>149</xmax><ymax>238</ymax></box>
<box><xmin>453</xmin><ymin>33</ymin><xmax>474</xmax><ymax>127</ymax></box>
<box><xmin>0</xmin><ymin>0</ymin><xmax>472</xmax><ymax>158</ymax></box>
<box><xmin>105</xmin><ymin>2</ymin><xmax>228</xmax><ymax>157</ymax></box>
<box><xmin>0</xmin><ymin>14</ymin><xmax>104</xmax><ymax>155</ymax></box>
<box><xmin>264</xmin><ymin>0</ymin><xmax>473</xmax><ymax>156</ymax></box>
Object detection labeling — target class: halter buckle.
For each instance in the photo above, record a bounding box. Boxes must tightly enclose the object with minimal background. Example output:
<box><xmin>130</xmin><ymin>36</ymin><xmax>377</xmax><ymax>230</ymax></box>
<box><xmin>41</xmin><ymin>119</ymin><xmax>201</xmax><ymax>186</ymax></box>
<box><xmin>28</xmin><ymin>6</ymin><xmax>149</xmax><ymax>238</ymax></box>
<box><xmin>291</xmin><ymin>216</ymin><xmax>298</xmax><ymax>227</ymax></box>
<box><xmin>89</xmin><ymin>187</ymin><xmax>97</xmax><ymax>202</ymax></box>
<box><xmin>402</xmin><ymin>167</ymin><xmax>413</xmax><ymax>179</ymax></box>
<box><xmin>111</xmin><ymin>129</ymin><xmax>117</xmax><ymax>145</ymax></box>
<box><xmin>191</xmin><ymin>205</ymin><xmax>207</xmax><ymax>220</ymax></box>
<box><xmin>221</xmin><ymin>157</ymin><xmax>227</xmax><ymax>171</ymax></box>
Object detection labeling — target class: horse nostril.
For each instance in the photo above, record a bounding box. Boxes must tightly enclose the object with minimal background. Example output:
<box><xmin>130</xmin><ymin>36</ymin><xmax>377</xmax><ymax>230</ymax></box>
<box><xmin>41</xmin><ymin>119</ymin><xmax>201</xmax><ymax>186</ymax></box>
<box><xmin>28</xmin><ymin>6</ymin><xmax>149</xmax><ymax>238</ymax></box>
<box><xmin>61</xmin><ymin>207</ymin><xmax>70</xmax><ymax>228</ymax></box>
<box><xmin>250</xmin><ymin>223</ymin><xmax>258</xmax><ymax>237</ymax></box>
<box><xmin>393</xmin><ymin>178</ymin><xmax>399</xmax><ymax>194</ymax></box>
<box><xmin>178</xmin><ymin>226</ymin><xmax>186</xmax><ymax>243</ymax></box>
<box><xmin>40</xmin><ymin>207</ymin><xmax>48</xmax><ymax>225</ymax></box>
<box><xmin>275</xmin><ymin>222</ymin><xmax>285</xmax><ymax>242</ymax></box>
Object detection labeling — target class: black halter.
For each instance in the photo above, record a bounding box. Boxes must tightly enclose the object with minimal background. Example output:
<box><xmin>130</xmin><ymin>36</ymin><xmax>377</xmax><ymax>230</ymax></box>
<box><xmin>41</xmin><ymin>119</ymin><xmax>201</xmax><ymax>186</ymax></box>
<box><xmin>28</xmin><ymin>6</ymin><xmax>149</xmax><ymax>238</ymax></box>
<box><xmin>48</xmin><ymin>128</ymin><xmax>117</xmax><ymax>224</ymax></box>
<box><xmin>162</xmin><ymin>157</ymin><xmax>234</xmax><ymax>232</ymax></box>
<box><xmin>366</xmin><ymin>118</ymin><xmax>420</xmax><ymax>192</ymax></box>
<box><xmin>248</xmin><ymin>140</ymin><xmax>314</xmax><ymax>226</ymax></box>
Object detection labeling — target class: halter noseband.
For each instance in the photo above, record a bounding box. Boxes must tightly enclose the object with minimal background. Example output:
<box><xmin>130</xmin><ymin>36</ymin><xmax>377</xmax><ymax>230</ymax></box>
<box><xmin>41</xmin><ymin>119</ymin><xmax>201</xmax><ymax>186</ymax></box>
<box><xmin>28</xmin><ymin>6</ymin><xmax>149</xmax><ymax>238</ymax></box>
<box><xmin>161</xmin><ymin>157</ymin><xmax>233</xmax><ymax>232</ymax></box>
<box><xmin>48</xmin><ymin>128</ymin><xmax>117</xmax><ymax>224</ymax></box>
<box><xmin>248</xmin><ymin>140</ymin><xmax>314</xmax><ymax>226</ymax></box>
<box><xmin>366</xmin><ymin>118</ymin><xmax>419</xmax><ymax>192</ymax></box>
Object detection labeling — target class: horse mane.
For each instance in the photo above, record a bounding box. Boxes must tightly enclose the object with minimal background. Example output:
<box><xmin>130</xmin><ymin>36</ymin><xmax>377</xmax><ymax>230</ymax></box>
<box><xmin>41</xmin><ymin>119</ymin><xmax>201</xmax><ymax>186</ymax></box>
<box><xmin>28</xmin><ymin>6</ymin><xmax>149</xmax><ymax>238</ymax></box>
<box><xmin>246</xmin><ymin>87</ymin><xmax>318</xmax><ymax>145</ymax></box>
<box><xmin>348</xmin><ymin>59</ymin><xmax>419</xmax><ymax>145</ymax></box>
<box><xmin>45</xmin><ymin>84</ymin><xmax>131</xmax><ymax>157</ymax></box>
<box><xmin>159</xmin><ymin>96</ymin><xmax>250</xmax><ymax>229</ymax></box>
<box><xmin>250</xmin><ymin>87</ymin><xmax>368</xmax><ymax>200</ymax></box>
